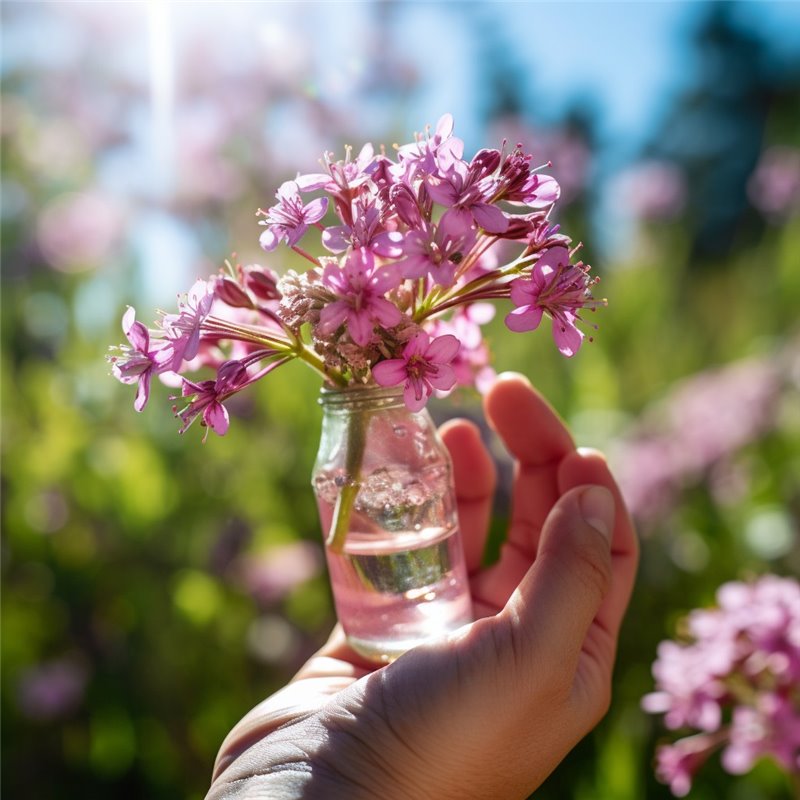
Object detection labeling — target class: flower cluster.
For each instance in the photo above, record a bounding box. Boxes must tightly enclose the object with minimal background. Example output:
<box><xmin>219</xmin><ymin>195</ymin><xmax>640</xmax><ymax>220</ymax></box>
<box><xmin>108</xmin><ymin>114</ymin><xmax>602</xmax><ymax>437</ymax></box>
<box><xmin>642</xmin><ymin>575</ymin><xmax>800</xmax><ymax>796</ymax></box>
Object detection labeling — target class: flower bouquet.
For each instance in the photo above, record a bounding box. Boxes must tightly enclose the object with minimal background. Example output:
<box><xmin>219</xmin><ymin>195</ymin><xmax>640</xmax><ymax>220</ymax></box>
<box><xmin>109</xmin><ymin>114</ymin><xmax>602</xmax><ymax>661</ymax></box>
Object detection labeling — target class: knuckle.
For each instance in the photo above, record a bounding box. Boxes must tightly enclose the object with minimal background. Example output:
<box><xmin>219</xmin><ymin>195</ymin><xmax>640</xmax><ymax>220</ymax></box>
<box><xmin>571</xmin><ymin>532</ymin><xmax>612</xmax><ymax>599</ymax></box>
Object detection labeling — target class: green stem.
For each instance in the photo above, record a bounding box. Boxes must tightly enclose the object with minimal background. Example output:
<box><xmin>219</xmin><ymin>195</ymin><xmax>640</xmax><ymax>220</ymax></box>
<box><xmin>326</xmin><ymin>407</ymin><xmax>369</xmax><ymax>553</ymax></box>
<box><xmin>414</xmin><ymin>255</ymin><xmax>532</xmax><ymax>323</ymax></box>
<box><xmin>296</xmin><ymin>345</ymin><xmax>349</xmax><ymax>387</ymax></box>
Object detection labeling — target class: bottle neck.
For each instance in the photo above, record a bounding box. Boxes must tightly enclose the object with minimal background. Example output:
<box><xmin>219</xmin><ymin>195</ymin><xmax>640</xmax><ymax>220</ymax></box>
<box><xmin>318</xmin><ymin>385</ymin><xmax>407</xmax><ymax>413</ymax></box>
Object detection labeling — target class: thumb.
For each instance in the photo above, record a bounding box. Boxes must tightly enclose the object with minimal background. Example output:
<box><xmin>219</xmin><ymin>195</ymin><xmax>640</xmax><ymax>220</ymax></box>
<box><xmin>502</xmin><ymin>485</ymin><xmax>615</xmax><ymax>676</ymax></box>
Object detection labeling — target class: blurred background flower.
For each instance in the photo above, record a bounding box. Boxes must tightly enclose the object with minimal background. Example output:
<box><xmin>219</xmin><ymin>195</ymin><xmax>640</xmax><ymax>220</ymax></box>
<box><xmin>2</xmin><ymin>2</ymin><xmax>799</xmax><ymax>798</ymax></box>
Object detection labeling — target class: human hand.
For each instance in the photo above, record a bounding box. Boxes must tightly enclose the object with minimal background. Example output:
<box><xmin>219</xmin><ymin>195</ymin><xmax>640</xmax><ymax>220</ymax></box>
<box><xmin>206</xmin><ymin>373</ymin><xmax>639</xmax><ymax>800</ymax></box>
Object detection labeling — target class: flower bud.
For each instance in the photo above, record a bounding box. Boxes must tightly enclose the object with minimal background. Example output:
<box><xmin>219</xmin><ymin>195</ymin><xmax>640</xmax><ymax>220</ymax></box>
<box><xmin>215</xmin><ymin>276</ymin><xmax>254</xmax><ymax>309</ymax></box>
<box><xmin>244</xmin><ymin>265</ymin><xmax>281</xmax><ymax>301</ymax></box>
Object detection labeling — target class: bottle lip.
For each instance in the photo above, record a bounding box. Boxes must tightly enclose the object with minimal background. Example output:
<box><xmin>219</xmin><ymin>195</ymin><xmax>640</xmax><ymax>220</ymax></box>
<box><xmin>318</xmin><ymin>383</ymin><xmax>406</xmax><ymax>409</ymax></box>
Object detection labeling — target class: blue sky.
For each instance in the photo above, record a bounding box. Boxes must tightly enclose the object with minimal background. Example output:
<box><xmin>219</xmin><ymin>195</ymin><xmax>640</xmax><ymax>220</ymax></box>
<box><xmin>386</xmin><ymin>1</ymin><xmax>800</xmax><ymax>154</ymax></box>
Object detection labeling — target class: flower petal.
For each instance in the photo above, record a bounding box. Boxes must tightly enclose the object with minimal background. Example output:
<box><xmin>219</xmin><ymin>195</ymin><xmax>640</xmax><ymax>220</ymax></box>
<box><xmin>505</xmin><ymin>306</ymin><xmax>543</xmax><ymax>333</ymax></box>
<box><xmin>372</xmin><ymin>359</ymin><xmax>408</xmax><ymax>387</ymax></box>
<box><xmin>205</xmin><ymin>401</ymin><xmax>230</xmax><ymax>436</ymax></box>
<box><xmin>370</xmin><ymin>297</ymin><xmax>402</xmax><ymax>328</ymax></box>
<box><xmin>322</xmin><ymin>225</ymin><xmax>351</xmax><ymax>253</ymax></box>
<box><xmin>427</xmin><ymin>364</ymin><xmax>457</xmax><ymax>391</ymax></box>
<box><xmin>394</xmin><ymin>254</ymin><xmax>430</xmax><ymax>280</ymax></box>
<box><xmin>551</xmin><ymin>316</ymin><xmax>584</xmax><ymax>357</ymax></box>
<box><xmin>402</xmin><ymin>331</ymin><xmax>430</xmax><ymax>359</ymax></box>
<box><xmin>127</xmin><ymin>320</ymin><xmax>150</xmax><ymax>353</ymax></box>
<box><xmin>536</xmin><ymin>245</ymin><xmax>570</xmax><ymax>272</ymax></box>
<box><xmin>347</xmin><ymin>310</ymin><xmax>374</xmax><ymax>347</ymax></box>
<box><xmin>510</xmin><ymin>277</ymin><xmax>538</xmax><ymax>307</ymax></box>
<box><xmin>304</xmin><ymin>197</ymin><xmax>329</xmax><ymax>224</ymax></box>
<box><xmin>259</xmin><ymin>228</ymin><xmax>280</xmax><ymax>252</ymax></box>
<box><xmin>403</xmin><ymin>378</ymin><xmax>428</xmax><ymax>412</ymax></box>
<box><xmin>284</xmin><ymin>223</ymin><xmax>307</xmax><ymax>247</ymax></box>
<box><xmin>471</xmin><ymin>202</ymin><xmax>509</xmax><ymax>233</ymax></box>
<box><xmin>276</xmin><ymin>180</ymin><xmax>300</xmax><ymax>203</ymax></box>
<box><xmin>437</xmin><ymin>208</ymin><xmax>475</xmax><ymax>243</ymax></box>
<box><xmin>134</xmin><ymin>371</ymin><xmax>151</xmax><ymax>412</ymax></box>
<box><xmin>370</xmin><ymin>265</ymin><xmax>401</xmax><ymax>294</ymax></box>
<box><xmin>435</xmin><ymin>113</ymin><xmax>454</xmax><ymax>140</ymax></box>
<box><xmin>122</xmin><ymin>306</ymin><xmax>136</xmax><ymax>335</ymax></box>
<box><xmin>318</xmin><ymin>301</ymin><xmax>349</xmax><ymax>335</ymax></box>
<box><xmin>425</xmin><ymin>333</ymin><xmax>460</xmax><ymax>364</ymax></box>
<box><xmin>371</xmin><ymin>231</ymin><xmax>405</xmax><ymax>259</ymax></box>
<box><xmin>526</xmin><ymin>174</ymin><xmax>561</xmax><ymax>207</ymax></box>
<box><xmin>425</xmin><ymin>178</ymin><xmax>459</xmax><ymax>207</ymax></box>
<box><xmin>295</xmin><ymin>173</ymin><xmax>331</xmax><ymax>191</ymax></box>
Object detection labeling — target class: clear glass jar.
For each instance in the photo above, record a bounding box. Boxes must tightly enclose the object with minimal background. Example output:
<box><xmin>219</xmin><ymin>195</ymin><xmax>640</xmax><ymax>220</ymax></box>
<box><xmin>312</xmin><ymin>386</ymin><xmax>473</xmax><ymax>663</ymax></box>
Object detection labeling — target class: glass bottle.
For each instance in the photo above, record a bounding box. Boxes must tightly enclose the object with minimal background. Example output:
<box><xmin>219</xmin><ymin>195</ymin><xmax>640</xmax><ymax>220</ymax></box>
<box><xmin>312</xmin><ymin>386</ymin><xmax>473</xmax><ymax>663</ymax></box>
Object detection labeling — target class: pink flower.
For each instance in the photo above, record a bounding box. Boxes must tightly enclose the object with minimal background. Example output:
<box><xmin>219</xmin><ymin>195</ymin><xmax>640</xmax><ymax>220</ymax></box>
<box><xmin>372</xmin><ymin>331</ymin><xmax>460</xmax><ymax>411</ymax></box>
<box><xmin>505</xmin><ymin>245</ymin><xmax>594</xmax><ymax>357</ymax></box>
<box><xmin>730</xmin><ymin>693</ymin><xmax>800</xmax><ymax>774</ymax></box>
<box><xmin>17</xmin><ymin>657</ymin><xmax>89</xmax><ymax>721</ymax></box>
<box><xmin>321</xmin><ymin>197</ymin><xmax>404</xmax><ymax>257</ymax></box>
<box><xmin>173</xmin><ymin>359</ymin><xmax>250</xmax><ymax>440</ymax></box>
<box><xmin>655</xmin><ymin>734</ymin><xmax>721</xmax><ymax>797</ymax></box>
<box><xmin>108</xmin><ymin>307</ymin><xmax>174</xmax><ymax>411</ymax></box>
<box><xmin>395</xmin><ymin>113</ymin><xmax>458</xmax><ymax>181</ymax></box>
<box><xmin>395</xmin><ymin>209</ymin><xmax>476</xmax><ymax>287</ymax></box>
<box><xmin>317</xmin><ymin>249</ymin><xmax>402</xmax><ymax>346</ymax></box>
<box><xmin>643</xmin><ymin>575</ymin><xmax>800</xmax><ymax>794</ymax></box>
<box><xmin>296</xmin><ymin>142</ymin><xmax>377</xmax><ymax>196</ymax></box>
<box><xmin>162</xmin><ymin>278</ymin><xmax>215</xmax><ymax>367</ymax></box>
<box><xmin>258</xmin><ymin>180</ymin><xmax>328</xmax><ymax>251</ymax></box>
<box><xmin>499</xmin><ymin>145</ymin><xmax>561</xmax><ymax>208</ymax></box>
<box><xmin>425</xmin><ymin>148</ymin><xmax>509</xmax><ymax>234</ymax></box>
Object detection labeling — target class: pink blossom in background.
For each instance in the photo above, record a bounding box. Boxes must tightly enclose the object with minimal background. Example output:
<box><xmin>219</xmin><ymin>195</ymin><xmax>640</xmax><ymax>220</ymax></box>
<box><xmin>235</xmin><ymin>541</ymin><xmax>324</xmax><ymax>605</ymax></box>
<box><xmin>748</xmin><ymin>145</ymin><xmax>800</xmax><ymax>221</ymax></box>
<box><xmin>610</xmin><ymin>160</ymin><xmax>687</xmax><ymax>222</ymax></box>
<box><xmin>655</xmin><ymin>733</ymin><xmax>725</xmax><ymax>798</ymax></box>
<box><xmin>613</xmin><ymin>351</ymin><xmax>792</xmax><ymax>524</ymax></box>
<box><xmin>37</xmin><ymin>190</ymin><xmax>125</xmax><ymax>273</ymax></box>
<box><xmin>643</xmin><ymin>575</ymin><xmax>800</xmax><ymax>796</ymax></box>
<box><xmin>430</xmin><ymin>305</ymin><xmax>496</xmax><ymax>394</ymax></box>
<box><xmin>17</xmin><ymin>658</ymin><xmax>88</xmax><ymax>721</ymax></box>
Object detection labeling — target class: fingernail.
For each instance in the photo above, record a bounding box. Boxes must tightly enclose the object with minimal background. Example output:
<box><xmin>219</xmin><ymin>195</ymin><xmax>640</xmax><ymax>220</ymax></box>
<box><xmin>579</xmin><ymin>486</ymin><xmax>615</xmax><ymax>541</ymax></box>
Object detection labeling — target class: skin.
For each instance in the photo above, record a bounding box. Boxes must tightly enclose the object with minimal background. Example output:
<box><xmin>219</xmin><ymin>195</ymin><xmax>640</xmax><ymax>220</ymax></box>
<box><xmin>206</xmin><ymin>373</ymin><xmax>639</xmax><ymax>800</ymax></box>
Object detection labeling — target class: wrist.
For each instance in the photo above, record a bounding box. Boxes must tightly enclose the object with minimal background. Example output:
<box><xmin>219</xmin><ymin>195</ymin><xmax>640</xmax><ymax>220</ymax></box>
<box><xmin>207</xmin><ymin>712</ymin><xmax>421</xmax><ymax>800</ymax></box>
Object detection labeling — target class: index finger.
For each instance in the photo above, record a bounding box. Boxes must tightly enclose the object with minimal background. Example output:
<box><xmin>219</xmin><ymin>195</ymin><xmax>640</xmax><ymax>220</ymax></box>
<box><xmin>485</xmin><ymin>373</ymin><xmax>575</xmax><ymax>557</ymax></box>
<box><xmin>439</xmin><ymin>418</ymin><xmax>496</xmax><ymax>574</ymax></box>
<box><xmin>470</xmin><ymin>374</ymin><xmax>576</xmax><ymax>614</ymax></box>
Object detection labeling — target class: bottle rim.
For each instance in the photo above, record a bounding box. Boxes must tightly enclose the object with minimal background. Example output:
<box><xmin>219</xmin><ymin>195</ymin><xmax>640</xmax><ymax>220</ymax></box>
<box><xmin>318</xmin><ymin>383</ymin><xmax>407</xmax><ymax>410</ymax></box>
